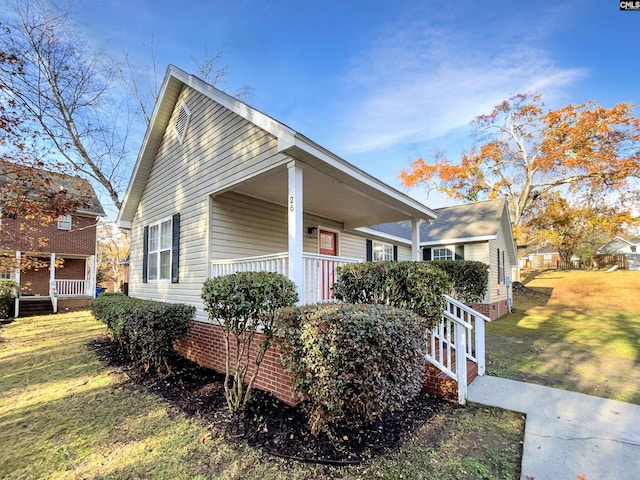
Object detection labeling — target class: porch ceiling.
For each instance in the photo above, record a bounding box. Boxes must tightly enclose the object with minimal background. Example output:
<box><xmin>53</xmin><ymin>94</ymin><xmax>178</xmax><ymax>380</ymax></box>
<box><xmin>231</xmin><ymin>162</ymin><xmax>431</xmax><ymax>229</ymax></box>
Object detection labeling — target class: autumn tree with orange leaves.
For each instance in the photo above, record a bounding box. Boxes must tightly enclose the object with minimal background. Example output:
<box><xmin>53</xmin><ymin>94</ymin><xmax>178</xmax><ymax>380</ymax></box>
<box><xmin>526</xmin><ymin>193</ymin><xmax>636</xmax><ymax>265</ymax></box>
<box><xmin>400</xmin><ymin>93</ymin><xmax>640</xmax><ymax>247</ymax></box>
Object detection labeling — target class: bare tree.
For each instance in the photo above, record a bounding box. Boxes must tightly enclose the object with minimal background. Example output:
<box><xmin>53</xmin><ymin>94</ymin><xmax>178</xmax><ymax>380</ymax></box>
<box><xmin>0</xmin><ymin>0</ymin><xmax>130</xmax><ymax>209</ymax></box>
<box><xmin>123</xmin><ymin>42</ymin><xmax>252</xmax><ymax>126</ymax></box>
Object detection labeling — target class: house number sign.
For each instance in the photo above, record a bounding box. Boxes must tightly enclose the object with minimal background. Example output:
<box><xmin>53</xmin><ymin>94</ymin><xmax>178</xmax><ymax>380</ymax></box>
<box><xmin>289</xmin><ymin>196</ymin><xmax>295</xmax><ymax>212</ymax></box>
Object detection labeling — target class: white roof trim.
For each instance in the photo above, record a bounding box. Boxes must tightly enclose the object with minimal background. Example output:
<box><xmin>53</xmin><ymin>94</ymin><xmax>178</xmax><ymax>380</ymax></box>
<box><xmin>355</xmin><ymin>227</ymin><xmax>412</xmax><ymax>245</ymax></box>
<box><xmin>612</xmin><ymin>235</ymin><xmax>640</xmax><ymax>246</ymax></box>
<box><xmin>117</xmin><ymin>65</ymin><xmax>436</xmax><ymax>227</ymax></box>
<box><xmin>421</xmin><ymin>235</ymin><xmax>496</xmax><ymax>246</ymax></box>
<box><xmin>283</xmin><ymin>135</ymin><xmax>437</xmax><ymax>222</ymax></box>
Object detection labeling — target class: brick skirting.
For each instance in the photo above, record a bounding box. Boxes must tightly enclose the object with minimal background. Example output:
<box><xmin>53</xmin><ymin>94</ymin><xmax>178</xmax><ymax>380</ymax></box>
<box><xmin>175</xmin><ymin>320</ymin><xmax>475</xmax><ymax>407</ymax></box>
<box><xmin>174</xmin><ymin>320</ymin><xmax>300</xmax><ymax>406</ymax></box>
<box><xmin>470</xmin><ymin>300</ymin><xmax>510</xmax><ymax>320</ymax></box>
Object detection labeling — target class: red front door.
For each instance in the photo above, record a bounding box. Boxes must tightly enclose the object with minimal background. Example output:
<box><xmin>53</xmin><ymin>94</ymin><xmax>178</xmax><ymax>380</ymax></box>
<box><xmin>318</xmin><ymin>230</ymin><xmax>337</xmax><ymax>300</ymax></box>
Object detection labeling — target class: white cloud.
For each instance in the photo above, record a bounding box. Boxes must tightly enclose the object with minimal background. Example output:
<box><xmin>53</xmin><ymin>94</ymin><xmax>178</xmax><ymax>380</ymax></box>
<box><xmin>335</xmin><ymin>16</ymin><xmax>587</xmax><ymax>154</ymax></box>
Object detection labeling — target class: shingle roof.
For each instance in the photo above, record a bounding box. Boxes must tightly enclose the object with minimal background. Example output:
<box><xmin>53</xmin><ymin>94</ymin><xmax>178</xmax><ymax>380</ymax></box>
<box><xmin>370</xmin><ymin>198</ymin><xmax>507</xmax><ymax>243</ymax></box>
<box><xmin>0</xmin><ymin>162</ymin><xmax>105</xmax><ymax>216</ymax></box>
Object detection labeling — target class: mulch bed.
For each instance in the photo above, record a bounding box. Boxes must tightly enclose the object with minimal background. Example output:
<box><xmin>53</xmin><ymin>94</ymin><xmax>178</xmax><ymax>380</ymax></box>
<box><xmin>88</xmin><ymin>336</ymin><xmax>450</xmax><ymax>465</ymax></box>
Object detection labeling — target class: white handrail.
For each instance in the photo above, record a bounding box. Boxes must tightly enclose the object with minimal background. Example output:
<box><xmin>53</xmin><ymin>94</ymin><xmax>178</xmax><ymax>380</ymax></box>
<box><xmin>425</xmin><ymin>295</ymin><xmax>490</xmax><ymax>404</ymax></box>
<box><xmin>55</xmin><ymin>279</ymin><xmax>90</xmax><ymax>297</ymax></box>
<box><xmin>210</xmin><ymin>252</ymin><xmax>360</xmax><ymax>304</ymax></box>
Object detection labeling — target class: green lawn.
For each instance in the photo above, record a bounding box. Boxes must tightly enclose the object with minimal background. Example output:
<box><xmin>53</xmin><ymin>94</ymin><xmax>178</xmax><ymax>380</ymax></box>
<box><xmin>486</xmin><ymin>269</ymin><xmax>640</xmax><ymax>404</ymax></box>
<box><xmin>0</xmin><ymin>311</ymin><xmax>523</xmax><ymax>480</ymax></box>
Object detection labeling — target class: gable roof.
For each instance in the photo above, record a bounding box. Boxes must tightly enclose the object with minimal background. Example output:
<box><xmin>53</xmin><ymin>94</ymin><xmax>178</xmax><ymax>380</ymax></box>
<box><xmin>0</xmin><ymin>161</ymin><xmax>104</xmax><ymax>216</ymax></box>
<box><xmin>117</xmin><ymin>65</ymin><xmax>436</xmax><ymax>227</ymax></box>
<box><xmin>369</xmin><ymin>198</ymin><xmax>508</xmax><ymax>243</ymax></box>
<box><xmin>367</xmin><ymin>198</ymin><xmax>517</xmax><ymax>262</ymax></box>
<box><xmin>597</xmin><ymin>236</ymin><xmax>640</xmax><ymax>253</ymax></box>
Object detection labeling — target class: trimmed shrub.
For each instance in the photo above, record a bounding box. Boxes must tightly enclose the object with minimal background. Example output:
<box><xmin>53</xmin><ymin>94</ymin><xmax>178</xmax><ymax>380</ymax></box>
<box><xmin>429</xmin><ymin>260</ymin><xmax>489</xmax><ymax>303</ymax></box>
<box><xmin>332</xmin><ymin>261</ymin><xmax>449</xmax><ymax>329</ymax></box>
<box><xmin>0</xmin><ymin>280</ymin><xmax>16</xmax><ymax>319</ymax></box>
<box><xmin>279</xmin><ymin>303</ymin><xmax>426</xmax><ymax>436</ymax></box>
<box><xmin>90</xmin><ymin>293</ymin><xmax>195</xmax><ymax>374</ymax></box>
<box><xmin>202</xmin><ymin>271</ymin><xmax>298</xmax><ymax>413</ymax></box>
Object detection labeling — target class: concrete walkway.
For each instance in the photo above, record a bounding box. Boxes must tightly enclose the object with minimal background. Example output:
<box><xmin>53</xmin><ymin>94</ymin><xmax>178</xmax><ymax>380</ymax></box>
<box><xmin>468</xmin><ymin>376</ymin><xmax>640</xmax><ymax>480</ymax></box>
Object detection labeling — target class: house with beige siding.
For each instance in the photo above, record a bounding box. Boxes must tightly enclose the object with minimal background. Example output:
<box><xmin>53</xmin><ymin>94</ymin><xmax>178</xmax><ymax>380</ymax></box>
<box><xmin>117</xmin><ymin>65</ymin><xmax>496</xmax><ymax>406</ymax></box>
<box><xmin>368</xmin><ymin>198</ymin><xmax>517</xmax><ymax>319</ymax></box>
<box><xmin>117</xmin><ymin>65</ymin><xmax>437</xmax><ymax>321</ymax></box>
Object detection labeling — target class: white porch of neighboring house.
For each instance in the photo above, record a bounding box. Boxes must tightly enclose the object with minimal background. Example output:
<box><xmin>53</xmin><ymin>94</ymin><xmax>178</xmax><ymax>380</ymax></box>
<box><xmin>12</xmin><ymin>250</ymin><xmax>97</xmax><ymax>316</ymax></box>
<box><xmin>208</xmin><ymin>158</ymin><xmax>428</xmax><ymax>305</ymax></box>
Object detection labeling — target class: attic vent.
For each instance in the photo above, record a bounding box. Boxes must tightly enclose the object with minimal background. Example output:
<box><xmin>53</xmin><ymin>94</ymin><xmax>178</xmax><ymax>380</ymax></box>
<box><xmin>174</xmin><ymin>102</ymin><xmax>191</xmax><ymax>145</ymax></box>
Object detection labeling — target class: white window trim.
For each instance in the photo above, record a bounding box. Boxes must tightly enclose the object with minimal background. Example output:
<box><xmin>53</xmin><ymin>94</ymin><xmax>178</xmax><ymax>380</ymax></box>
<box><xmin>57</xmin><ymin>214</ymin><xmax>72</xmax><ymax>230</ymax></box>
<box><xmin>147</xmin><ymin>216</ymin><xmax>173</xmax><ymax>283</ymax></box>
<box><xmin>433</xmin><ymin>246</ymin><xmax>454</xmax><ymax>261</ymax></box>
<box><xmin>0</xmin><ymin>265</ymin><xmax>13</xmax><ymax>280</ymax></box>
<box><xmin>372</xmin><ymin>240</ymin><xmax>394</xmax><ymax>262</ymax></box>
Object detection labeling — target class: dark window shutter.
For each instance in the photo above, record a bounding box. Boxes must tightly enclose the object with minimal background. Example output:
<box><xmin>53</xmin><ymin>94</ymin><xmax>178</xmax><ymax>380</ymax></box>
<box><xmin>393</xmin><ymin>245</ymin><xmax>398</xmax><ymax>261</ymax></box>
<box><xmin>423</xmin><ymin>248</ymin><xmax>431</xmax><ymax>261</ymax></box>
<box><xmin>497</xmin><ymin>248</ymin><xmax>501</xmax><ymax>284</ymax></box>
<box><xmin>142</xmin><ymin>225</ymin><xmax>149</xmax><ymax>283</ymax></box>
<box><xmin>455</xmin><ymin>245</ymin><xmax>464</xmax><ymax>260</ymax></box>
<box><xmin>502</xmin><ymin>250</ymin><xmax>506</xmax><ymax>283</ymax></box>
<box><xmin>171</xmin><ymin>213</ymin><xmax>180</xmax><ymax>283</ymax></box>
<box><xmin>366</xmin><ymin>239</ymin><xmax>373</xmax><ymax>261</ymax></box>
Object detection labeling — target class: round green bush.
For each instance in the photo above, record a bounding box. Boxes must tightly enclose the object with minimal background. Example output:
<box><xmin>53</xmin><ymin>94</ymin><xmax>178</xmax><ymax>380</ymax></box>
<box><xmin>332</xmin><ymin>261</ymin><xmax>449</xmax><ymax>329</ymax></box>
<box><xmin>279</xmin><ymin>303</ymin><xmax>426</xmax><ymax>435</ymax></box>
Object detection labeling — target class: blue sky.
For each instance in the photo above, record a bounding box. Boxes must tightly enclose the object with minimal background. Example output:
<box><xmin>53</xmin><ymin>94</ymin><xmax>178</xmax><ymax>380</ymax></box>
<box><xmin>75</xmin><ymin>0</ymin><xmax>639</xmax><ymax>210</ymax></box>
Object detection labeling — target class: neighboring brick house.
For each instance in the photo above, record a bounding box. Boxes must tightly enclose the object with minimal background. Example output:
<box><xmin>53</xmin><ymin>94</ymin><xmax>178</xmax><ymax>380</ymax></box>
<box><xmin>0</xmin><ymin>166</ymin><xmax>105</xmax><ymax>316</ymax></box>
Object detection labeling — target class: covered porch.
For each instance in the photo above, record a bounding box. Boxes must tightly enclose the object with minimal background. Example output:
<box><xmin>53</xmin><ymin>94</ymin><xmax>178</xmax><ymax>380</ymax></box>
<box><xmin>11</xmin><ymin>251</ymin><xmax>97</xmax><ymax>316</ymax></box>
<box><xmin>209</xmin><ymin>152</ymin><xmax>436</xmax><ymax>303</ymax></box>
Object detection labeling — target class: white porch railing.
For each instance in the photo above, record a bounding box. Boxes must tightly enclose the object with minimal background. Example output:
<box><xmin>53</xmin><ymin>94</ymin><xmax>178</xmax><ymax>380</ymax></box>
<box><xmin>210</xmin><ymin>252</ymin><xmax>361</xmax><ymax>304</ymax></box>
<box><xmin>425</xmin><ymin>294</ymin><xmax>491</xmax><ymax>405</ymax></box>
<box><xmin>55</xmin><ymin>279</ymin><xmax>91</xmax><ymax>297</ymax></box>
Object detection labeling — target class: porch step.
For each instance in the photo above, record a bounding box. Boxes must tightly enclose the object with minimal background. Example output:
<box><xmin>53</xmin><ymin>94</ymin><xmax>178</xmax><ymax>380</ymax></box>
<box><xmin>18</xmin><ymin>297</ymin><xmax>54</xmax><ymax>317</ymax></box>
<box><xmin>423</xmin><ymin>359</ymin><xmax>478</xmax><ymax>402</ymax></box>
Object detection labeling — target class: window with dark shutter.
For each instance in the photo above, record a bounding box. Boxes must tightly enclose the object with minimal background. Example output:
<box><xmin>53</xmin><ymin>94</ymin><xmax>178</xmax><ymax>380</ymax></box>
<box><xmin>142</xmin><ymin>225</ymin><xmax>149</xmax><ymax>283</ymax></box>
<box><xmin>144</xmin><ymin>214</ymin><xmax>179</xmax><ymax>283</ymax></box>
<box><xmin>393</xmin><ymin>245</ymin><xmax>398</xmax><ymax>261</ymax></box>
<box><xmin>366</xmin><ymin>239</ymin><xmax>373</xmax><ymax>261</ymax></box>
<box><xmin>171</xmin><ymin>213</ymin><xmax>180</xmax><ymax>283</ymax></box>
<box><xmin>423</xmin><ymin>248</ymin><xmax>431</xmax><ymax>261</ymax></box>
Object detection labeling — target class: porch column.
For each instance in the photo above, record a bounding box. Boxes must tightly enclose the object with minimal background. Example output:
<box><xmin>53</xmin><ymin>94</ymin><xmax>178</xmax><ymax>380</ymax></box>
<box><xmin>14</xmin><ymin>251</ymin><xmax>20</xmax><ymax>318</ymax></box>
<box><xmin>287</xmin><ymin>161</ymin><xmax>304</xmax><ymax>303</ymax></box>
<box><xmin>88</xmin><ymin>255</ymin><xmax>96</xmax><ymax>297</ymax></box>
<box><xmin>411</xmin><ymin>218</ymin><xmax>421</xmax><ymax>261</ymax></box>
<box><xmin>49</xmin><ymin>253</ymin><xmax>56</xmax><ymax>295</ymax></box>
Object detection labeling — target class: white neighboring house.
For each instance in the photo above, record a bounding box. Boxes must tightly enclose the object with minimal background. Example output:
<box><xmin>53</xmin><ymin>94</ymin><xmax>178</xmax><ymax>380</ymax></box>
<box><xmin>364</xmin><ymin>198</ymin><xmax>517</xmax><ymax>319</ymax></box>
<box><xmin>596</xmin><ymin>236</ymin><xmax>640</xmax><ymax>270</ymax></box>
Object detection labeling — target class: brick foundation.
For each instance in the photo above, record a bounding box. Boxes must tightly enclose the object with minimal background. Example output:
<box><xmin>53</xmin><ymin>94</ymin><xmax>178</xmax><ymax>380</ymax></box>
<box><xmin>57</xmin><ymin>298</ymin><xmax>92</xmax><ymax>311</ymax></box>
<box><xmin>470</xmin><ymin>300</ymin><xmax>510</xmax><ymax>320</ymax></box>
<box><xmin>175</xmin><ymin>320</ymin><xmax>476</xmax><ymax>407</ymax></box>
<box><xmin>174</xmin><ymin>321</ymin><xmax>300</xmax><ymax>406</ymax></box>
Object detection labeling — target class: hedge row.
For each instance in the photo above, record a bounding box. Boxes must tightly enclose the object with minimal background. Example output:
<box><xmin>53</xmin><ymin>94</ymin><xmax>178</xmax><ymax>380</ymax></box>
<box><xmin>429</xmin><ymin>260</ymin><xmax>489</xmax><ymax>303</ymax></box>
<box><xmin>90</xmin><ymin>293</ymin><xmax>195</xmax><ymax>375</ymax></box>
<box><xmin>332</xmin><ymin>261</ymin><xmax>449</xmax><ymax>329</ymax></box>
